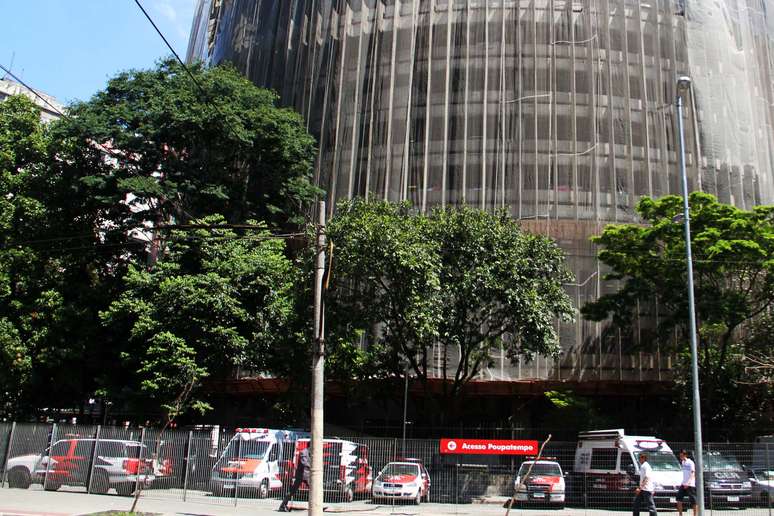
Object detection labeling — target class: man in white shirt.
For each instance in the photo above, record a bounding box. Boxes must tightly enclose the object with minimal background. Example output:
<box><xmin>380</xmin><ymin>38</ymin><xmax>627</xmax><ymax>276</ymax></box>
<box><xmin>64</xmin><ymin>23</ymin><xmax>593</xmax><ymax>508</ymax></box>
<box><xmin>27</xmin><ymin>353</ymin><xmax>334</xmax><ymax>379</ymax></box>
<box><xmin>633</xmin><ymin>453</ymin><xmax>658</xmax><ymax>516</ymax></box>
<box><xmin>676</xmin><ymin>449</ymin><xmax>697</xmax><ymax>516</ymax></box>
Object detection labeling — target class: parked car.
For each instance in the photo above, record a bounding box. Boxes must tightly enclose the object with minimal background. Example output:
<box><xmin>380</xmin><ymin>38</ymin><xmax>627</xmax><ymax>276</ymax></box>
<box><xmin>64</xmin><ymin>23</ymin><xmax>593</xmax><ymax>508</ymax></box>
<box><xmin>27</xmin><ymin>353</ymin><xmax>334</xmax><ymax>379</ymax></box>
<box><xmin>372</xmin><ymin>461</ymin><xmax>430</xmax><ymax>504</ymax></box>
<box><xmin>746</xmin><ymin>468</ymin><xmax>774</xmax><ymax>506</ymax></box>
<box><xmin>512</xmin><ymin>458</ymin><xmax>566</xmax><ymax>508</ymax></box>
<box><xmin>5</xmin><ymin>438</ymin><xmax>154</xmax><ymax>496</ymax></box>
<box><xmin>702</xmin><ymin>451</ymin><xmax>753</xmax><ymax>507</ymax></box>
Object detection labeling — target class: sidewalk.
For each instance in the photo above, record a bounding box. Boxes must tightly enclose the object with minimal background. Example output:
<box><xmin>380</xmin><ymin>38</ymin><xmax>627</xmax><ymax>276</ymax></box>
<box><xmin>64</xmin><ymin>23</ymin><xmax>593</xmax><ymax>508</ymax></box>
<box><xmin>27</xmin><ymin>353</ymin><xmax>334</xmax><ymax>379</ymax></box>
<box><xmin>0</xmin><ymin>489</ymin><xmax>495</xmax><ymax>516</ymax></box>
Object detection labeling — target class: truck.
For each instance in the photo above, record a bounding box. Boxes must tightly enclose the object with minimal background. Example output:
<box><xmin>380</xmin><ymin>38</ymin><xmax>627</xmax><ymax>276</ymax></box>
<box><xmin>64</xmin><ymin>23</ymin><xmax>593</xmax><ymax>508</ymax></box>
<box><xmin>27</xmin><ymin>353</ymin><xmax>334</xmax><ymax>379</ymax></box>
<box><xmin>572</xmin><ymin>429</ymin><xmax>682</xmax><ymax>507</ymax></box>
<box><xmin>210</xmin><ymin>428</ymin><xmax>307</xmax><ymax>498</ymax></box>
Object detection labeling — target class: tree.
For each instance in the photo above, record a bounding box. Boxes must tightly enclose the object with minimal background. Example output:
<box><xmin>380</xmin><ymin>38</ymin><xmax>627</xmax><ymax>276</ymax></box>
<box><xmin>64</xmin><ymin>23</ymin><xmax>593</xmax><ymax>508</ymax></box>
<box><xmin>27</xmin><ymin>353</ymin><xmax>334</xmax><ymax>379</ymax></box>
<box><xmin>48</xmin><ymin>57</ymin><xmax>320</xmax><ymax>236</ymax></box>
<box><xmin>582</xmin><ymin>193</ymin><xmax>774</xmax><ymax>437</ymax></box>
<box><xmin>0</xmin><ymin>58</ymin><xmax>321</xmax><ymax>419</ymax></box>
<box><xmin>100</xmin><ymin>215</ymin><xmax>299</xmax><ymax>419</ymax></box>
<box><xmin>325</xmin><ymin>199</ymin><xmax>575</xmax><ymax>414</ymax></box>
<box><xmin>0</xmin><ymin>96</ymin><xmax>72</xmax><ymax>416</ymax></box>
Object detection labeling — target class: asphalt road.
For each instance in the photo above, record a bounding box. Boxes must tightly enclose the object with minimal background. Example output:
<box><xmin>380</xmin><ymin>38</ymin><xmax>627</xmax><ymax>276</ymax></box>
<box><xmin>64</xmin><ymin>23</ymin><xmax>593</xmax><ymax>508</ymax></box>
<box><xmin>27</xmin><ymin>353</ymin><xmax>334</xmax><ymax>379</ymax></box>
<box><xmin>1</xmin><ymin>488</ymin><xmax>773</xmax><ymax>516</ymax></box>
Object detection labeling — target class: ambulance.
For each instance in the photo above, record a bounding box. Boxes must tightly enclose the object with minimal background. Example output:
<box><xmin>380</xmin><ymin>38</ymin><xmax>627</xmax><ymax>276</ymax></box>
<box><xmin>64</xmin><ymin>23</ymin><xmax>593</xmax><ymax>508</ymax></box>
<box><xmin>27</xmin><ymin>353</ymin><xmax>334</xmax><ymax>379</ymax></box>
<box><xmin>573</xmin><ymin>429</ymin><xmax>682</xmax><ymax>507</ymax></box>
<box><xmin>210</xmin><ymin>428</ymin><xmax>307</xmax><ymax>498</ymax></box>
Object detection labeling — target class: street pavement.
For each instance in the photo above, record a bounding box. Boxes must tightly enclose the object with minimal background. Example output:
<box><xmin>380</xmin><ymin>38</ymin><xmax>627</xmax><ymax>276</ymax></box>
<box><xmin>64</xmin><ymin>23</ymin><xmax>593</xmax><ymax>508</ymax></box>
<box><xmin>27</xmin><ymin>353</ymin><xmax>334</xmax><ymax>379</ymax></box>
<box><xmin>0</xmin><ymin>489</ymin><xmax>769</xmax><ymax>516</ymax></box>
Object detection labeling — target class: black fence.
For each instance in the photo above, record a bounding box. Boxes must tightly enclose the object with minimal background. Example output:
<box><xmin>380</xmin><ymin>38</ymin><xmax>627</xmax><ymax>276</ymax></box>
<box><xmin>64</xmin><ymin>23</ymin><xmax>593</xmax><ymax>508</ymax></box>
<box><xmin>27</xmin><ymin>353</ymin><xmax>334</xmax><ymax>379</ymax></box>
<box><xmin>0</xmin><ymin>423</ymin><xmax>771</xmax><ymax>512</ymax></box>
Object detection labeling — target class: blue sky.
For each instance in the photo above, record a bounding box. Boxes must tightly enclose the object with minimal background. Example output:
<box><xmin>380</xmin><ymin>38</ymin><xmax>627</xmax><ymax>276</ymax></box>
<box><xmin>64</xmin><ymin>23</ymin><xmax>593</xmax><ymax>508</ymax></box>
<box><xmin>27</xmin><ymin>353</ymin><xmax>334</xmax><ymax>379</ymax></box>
<box><xmin>0</xmin><ymin>0</ymin><xmax>197</xmax><ymax>105</ymax></box>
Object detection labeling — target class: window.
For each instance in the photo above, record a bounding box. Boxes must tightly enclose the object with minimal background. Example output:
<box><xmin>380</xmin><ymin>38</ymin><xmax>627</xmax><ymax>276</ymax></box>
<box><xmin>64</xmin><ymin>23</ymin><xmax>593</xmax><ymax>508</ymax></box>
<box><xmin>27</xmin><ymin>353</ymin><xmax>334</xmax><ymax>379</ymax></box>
<box><xmin>75</xmin><ymin>441</ymin><xmax>95</xmax><ymax>457</ymax></box>
<box><xmin>51</xmin><ymin>440</ymin><xmax>71</xmax><ymax>456</ymax></box>
<box><xmin>589</xmin><ymin>448</ymin><xmax>619</xmax><ymax>470</ymax></box>
<box><xmin>622</xmin><ymin>452</ymin><xmax>637</xmax><ymax>472</ymax></box>
<box><xmin>268</xmin><ymin>443</ymin><xmax>279</xmax><ymax>462</ymax></box>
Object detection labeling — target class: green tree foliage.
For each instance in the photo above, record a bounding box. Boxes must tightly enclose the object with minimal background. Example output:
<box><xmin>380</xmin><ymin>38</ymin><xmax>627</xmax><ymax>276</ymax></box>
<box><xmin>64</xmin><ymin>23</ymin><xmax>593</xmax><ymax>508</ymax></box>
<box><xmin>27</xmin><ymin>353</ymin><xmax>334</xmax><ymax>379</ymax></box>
<box><xmin>100</xmin><ymin>216</ymin><xmax>298</xmax><ymax>416</ymax></box>
<box><xmin>0</xmin><ymin>58</ymin><xmax>319</xmax><ymax>420</ymax></box>
<box><xmin>0</xmin><ymin>96</ymin><xmax>57</xmax><ymax>414</ymax></box>
<box><xmin>582</xmin><ymin>193</ymin><xmax>774</xmax><ymax>437</ymax></box>
<box><xmin>49</xmin><ymin>58</ymin><xmax>319</xmax><ymax>233</ymax></box>
<box><xmin>325</xmin><ymin>199</ymin><xmax>575</xmax><ymax>407</ymax></box>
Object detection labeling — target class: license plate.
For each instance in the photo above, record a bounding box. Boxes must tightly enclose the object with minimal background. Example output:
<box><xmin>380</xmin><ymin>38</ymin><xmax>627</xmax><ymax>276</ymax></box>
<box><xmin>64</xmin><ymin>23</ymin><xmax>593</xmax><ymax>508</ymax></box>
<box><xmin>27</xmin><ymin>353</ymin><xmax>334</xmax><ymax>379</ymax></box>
<box><xmin>669</xmin><ymin>498</ymin><xmax>677</xmax><ymax>503</ymax></box>
<box><xmin>728</xmin><ymin>496</ymin><xmax>739</xmax><ymax>502</ymax></box>
<box><xmin>532</xmin><ymin>493</ymin><xmax>545</xmax><ymax>498</ymax></box>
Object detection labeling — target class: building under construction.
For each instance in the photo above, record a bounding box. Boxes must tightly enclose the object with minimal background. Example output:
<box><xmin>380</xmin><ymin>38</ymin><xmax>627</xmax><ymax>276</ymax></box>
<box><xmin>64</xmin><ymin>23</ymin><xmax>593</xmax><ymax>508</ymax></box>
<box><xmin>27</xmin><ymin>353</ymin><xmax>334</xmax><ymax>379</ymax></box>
<box><xmin>187</xmin><ymin>0</ymin><xmax>774</xmax><ymax>427</ymax></box>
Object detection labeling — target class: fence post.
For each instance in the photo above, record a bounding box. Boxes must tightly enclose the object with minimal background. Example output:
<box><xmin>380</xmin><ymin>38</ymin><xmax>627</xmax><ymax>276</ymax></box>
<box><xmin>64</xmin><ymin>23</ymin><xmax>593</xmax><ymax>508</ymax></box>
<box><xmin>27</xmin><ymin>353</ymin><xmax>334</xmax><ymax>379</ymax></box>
<box><xmin>1</xmin><ymin>422</ymin><xmax>16</xmax><ymax>487</ymax></box>
<box><xmin>42</xmin><ymin>423</ymin><xmax>57</xmax><ymax>491</ymax></box>
<box><xmin>43</xmin><ymin>423</ymin><xmax>57</xmax><ymax>491</ymax></box>
<box><xmin>182</xmin><ymin>430</ymin><xmax>192</xmax><ymax>502</ymax></box>
<box><xmin>134</xmin><ymin>427</ymin><xmax>147</xmax><ymax>495</ymax></box>
<box><xmin>767</xmin><ymin>443</ymin><xmax>772</xmax><ymax>516</ymax></box>
<box><xmin>86</xmin><ymin>425</ymin><xmax>101</xmax><ymax>494</ymax></box>
<box><xmin>234</xmin><ymin>437</ymin><xmax>240</xmax><ymax>507</ymax></box>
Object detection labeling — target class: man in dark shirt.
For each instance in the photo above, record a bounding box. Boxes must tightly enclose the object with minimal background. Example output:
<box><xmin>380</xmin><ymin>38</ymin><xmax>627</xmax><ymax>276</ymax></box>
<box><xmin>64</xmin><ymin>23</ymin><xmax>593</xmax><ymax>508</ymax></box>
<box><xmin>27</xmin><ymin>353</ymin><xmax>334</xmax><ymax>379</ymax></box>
<box><xmin>278</xmin><ymin>447</ymin><xmax>310</xmax><ymax>512</ymax></box>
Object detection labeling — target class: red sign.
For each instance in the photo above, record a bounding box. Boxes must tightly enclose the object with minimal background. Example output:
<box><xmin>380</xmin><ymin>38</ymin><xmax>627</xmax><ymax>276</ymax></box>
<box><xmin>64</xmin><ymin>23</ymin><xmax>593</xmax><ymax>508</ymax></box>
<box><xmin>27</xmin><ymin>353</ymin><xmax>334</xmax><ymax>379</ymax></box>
<box><xmin>440</xmin><ymin>438</ymin><xmax>538</xmax><ymax>455</ymax></box>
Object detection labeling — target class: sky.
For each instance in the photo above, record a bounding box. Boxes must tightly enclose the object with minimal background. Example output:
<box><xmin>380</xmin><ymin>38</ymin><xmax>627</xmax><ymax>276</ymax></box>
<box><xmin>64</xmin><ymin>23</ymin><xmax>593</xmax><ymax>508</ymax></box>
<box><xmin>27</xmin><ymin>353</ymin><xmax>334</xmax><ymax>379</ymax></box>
<box><xmin>0</xmin><ymin>0</ymin><xmax>198</xmax><ymax>105</ymax></box>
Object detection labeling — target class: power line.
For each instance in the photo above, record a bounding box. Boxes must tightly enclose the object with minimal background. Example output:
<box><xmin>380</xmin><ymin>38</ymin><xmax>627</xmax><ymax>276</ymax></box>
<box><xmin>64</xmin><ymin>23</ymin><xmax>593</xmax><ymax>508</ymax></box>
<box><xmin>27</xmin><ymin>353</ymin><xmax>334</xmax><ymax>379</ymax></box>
<box><xmin>131</xmin><ymin>0</ymin><xmax>241</xmax><ymax>143</ymax></box>
<box><xmin>132</xmin><ymin>0</ymin><xmax>204</xmax><ymax>96</ymax></box>
<box><xmin>0</xmin><ymin>64</ymin><xmax>65</xmax><ymax>119</ymax></box>
<box><xmin>130</xmin><ymin>0</ymin><xmax>320</xmax><ymax>229</ymax></box>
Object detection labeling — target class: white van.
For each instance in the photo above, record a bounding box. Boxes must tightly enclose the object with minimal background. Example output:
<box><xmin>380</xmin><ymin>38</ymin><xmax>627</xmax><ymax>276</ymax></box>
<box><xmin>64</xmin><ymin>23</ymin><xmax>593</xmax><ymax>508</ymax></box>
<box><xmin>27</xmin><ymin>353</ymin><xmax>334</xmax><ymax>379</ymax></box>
<box><xmin>573</xmin><ymin>429</ymin><xmax>682</xmax><ymax>506</ymax></box>
<box><xmin>210</xmin><ymin>428</ymin><xmax>307</xmax><ymax>498</ymax></box>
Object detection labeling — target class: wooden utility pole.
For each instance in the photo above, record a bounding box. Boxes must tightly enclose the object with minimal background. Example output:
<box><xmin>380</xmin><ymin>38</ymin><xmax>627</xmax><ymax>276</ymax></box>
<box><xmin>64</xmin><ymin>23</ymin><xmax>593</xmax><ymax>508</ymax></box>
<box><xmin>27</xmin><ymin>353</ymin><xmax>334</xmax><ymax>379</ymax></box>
<box><xmin>309</xmin><ymin>201</ymin><xmax>326</xmax><ymax>516</ymax></box>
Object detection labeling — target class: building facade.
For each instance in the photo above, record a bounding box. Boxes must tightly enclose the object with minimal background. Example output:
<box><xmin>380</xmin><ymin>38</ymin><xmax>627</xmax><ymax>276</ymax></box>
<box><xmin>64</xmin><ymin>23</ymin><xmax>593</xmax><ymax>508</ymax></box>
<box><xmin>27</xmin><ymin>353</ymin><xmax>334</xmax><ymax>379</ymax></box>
<box><xmin>0</xmin><ymin>78</ymin><xmax>64</xmax><ymax>123</ymax></box>
<box><xmin>187</xmin><ymin>0</ymin><xmax>774</xmax><ymax>385</ymax></box>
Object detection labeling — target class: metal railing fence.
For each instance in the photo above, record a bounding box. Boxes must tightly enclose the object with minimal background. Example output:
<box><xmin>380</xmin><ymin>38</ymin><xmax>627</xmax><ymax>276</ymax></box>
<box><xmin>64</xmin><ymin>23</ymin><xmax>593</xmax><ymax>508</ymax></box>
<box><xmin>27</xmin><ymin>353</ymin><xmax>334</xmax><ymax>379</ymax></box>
<box><xmin>0</xmin><ymin>423</ymin><xmax>771</xmax><ymax>513</ymax></box>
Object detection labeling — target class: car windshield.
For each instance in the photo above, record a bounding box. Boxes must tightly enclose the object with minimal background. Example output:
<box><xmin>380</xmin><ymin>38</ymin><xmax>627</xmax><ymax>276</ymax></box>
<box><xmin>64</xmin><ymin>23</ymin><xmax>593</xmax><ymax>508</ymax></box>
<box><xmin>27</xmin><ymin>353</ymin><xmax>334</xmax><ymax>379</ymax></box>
<box><xmin>756</xmin><ymin>470</ymin><xmax>774</xmax><ymax>480</ymax></box>
<box><xmin>222</xmin><ymin>440</ymin><xmax>270</xmax><ymax>460</ymax></box>
<box><xmin>379</xmin><ymin>464</ymin><xmax>419</xmax><ymax>479</ymax></box>
<box><xmin>647</xmin><ymin>451</ymin><xmax>681</xmax><ymax>471</ymax></box>
<box><xmin>519</xmin><ymin>463</ymin><xmax>561</xmax><ymax>477</ymax></box>
<box><xmin>703</xmin><ymin>453</ymin><xmax>742</xmax><ymax>471</ymax></box>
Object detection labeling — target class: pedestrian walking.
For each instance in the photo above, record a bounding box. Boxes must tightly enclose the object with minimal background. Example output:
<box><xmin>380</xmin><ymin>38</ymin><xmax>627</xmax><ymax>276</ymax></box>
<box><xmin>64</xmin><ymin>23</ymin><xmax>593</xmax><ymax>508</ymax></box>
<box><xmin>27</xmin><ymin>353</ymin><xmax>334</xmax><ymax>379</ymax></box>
<box><xmin>633</xmin><ymin>452</ymin><xmax>658</xmax><ymax>516</ymax></box>
<box><xmin>278</xmin><ymin>447</ymin><xmax>310</xmax><ymax>512</ymax></box>
<box><xmin>676</xmin><ymin>449</ymin><xmax>697</xmax><ymax>516</ymax></box>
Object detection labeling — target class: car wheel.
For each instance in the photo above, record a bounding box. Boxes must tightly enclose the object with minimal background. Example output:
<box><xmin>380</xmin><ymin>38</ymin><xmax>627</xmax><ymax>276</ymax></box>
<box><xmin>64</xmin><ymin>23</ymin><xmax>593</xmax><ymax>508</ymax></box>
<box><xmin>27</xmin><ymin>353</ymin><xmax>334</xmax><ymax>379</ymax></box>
<box><xmin>257</xmin><ymin>479</ymin><xmax>269</xmax><ymax>499</ymax></box>
<box><xmin>423</xmin><ymin>489</ymin><xmax>430</xmax><ymax>503</ymax></box>
<box><xmin>415</xmin><ymin>491</ymin><xmax>422</xmax><ymax>505</ymax></box>
<box><xmin>8</xmin><ymin>467</ymin><xmax>32</xmax><ymax>489</ymax></box>
<box><xmin>116</xmin><ymin>482</ymin><xmax>135</xmax><ymax>496</ymax></box>
<box><xmin>342</xmin><ymin>486</ymin><xmax>354</xmax><ymax>503</ymax></box>
<box><xmin>761</xmin><ymin>492</ymin><xmax>770</xmax><ymax>506</ymax></box>
<box><xmin>90</xmin><ymin>470</ymin><xmax>109</xmax><ymax>495</ymax></box>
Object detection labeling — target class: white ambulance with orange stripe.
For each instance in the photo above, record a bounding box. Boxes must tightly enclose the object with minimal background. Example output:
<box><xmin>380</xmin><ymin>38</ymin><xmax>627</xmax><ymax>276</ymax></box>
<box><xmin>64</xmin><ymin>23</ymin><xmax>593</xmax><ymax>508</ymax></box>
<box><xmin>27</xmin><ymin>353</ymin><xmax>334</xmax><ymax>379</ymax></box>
<box><xmin>210</xmin><ymin>428</ymin><xmax>306</xmax><ymax>498</ymax></box>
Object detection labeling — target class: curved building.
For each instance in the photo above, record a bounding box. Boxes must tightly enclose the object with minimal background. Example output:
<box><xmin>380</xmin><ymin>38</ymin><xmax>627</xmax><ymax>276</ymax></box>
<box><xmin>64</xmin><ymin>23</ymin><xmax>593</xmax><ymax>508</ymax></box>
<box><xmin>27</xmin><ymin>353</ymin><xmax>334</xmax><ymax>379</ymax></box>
<box><xmin>188</xmin><ymin>0</ymin><xmax>774</xmax><ymax>385</ymax></box>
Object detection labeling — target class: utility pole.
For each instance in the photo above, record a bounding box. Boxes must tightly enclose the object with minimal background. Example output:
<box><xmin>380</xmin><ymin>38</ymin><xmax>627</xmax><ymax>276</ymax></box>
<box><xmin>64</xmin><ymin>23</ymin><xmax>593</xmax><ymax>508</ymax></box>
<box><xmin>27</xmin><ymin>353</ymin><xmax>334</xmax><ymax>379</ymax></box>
<box><xmin>676</xmin><ymin>76</ymin><xmax>705</xmax><ymax>516</ymax></box>
<box><xmin>309</xmin><ymin>201</ymin><xmax>326</xmax><ymax>516</ymax></box>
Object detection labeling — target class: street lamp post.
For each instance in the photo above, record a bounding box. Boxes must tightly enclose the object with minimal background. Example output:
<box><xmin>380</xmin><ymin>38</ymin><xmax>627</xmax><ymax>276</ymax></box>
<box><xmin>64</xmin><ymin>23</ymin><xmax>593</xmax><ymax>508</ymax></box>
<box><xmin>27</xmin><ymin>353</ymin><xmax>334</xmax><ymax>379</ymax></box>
<box><xmin>675</xmin><ymin>75</ymin><xmax>705</xmax><ymax>515</ymax></box>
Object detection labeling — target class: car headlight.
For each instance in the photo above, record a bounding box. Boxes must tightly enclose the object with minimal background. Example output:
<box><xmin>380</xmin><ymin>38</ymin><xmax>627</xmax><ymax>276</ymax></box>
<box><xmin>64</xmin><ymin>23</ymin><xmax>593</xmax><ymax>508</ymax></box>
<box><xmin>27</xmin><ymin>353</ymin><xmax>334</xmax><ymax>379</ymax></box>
<box><xmin>742</xmin><ymin>482</ymin><xmax>751</xmax><ymax>489</ymax></box>
<box><xmin>374</xmin><ymin>481</ymin><xmax>382</xmax><ymax>487</ymax></box>
<box><xmin>708</xmin><ymin>482</ymin><xmax>722</xmax><ymax>489</ymax></box>
<box><xmin>405</xmin><ymin>482</ymin><xmax>418</xmax><ymax>488</ymax></box>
